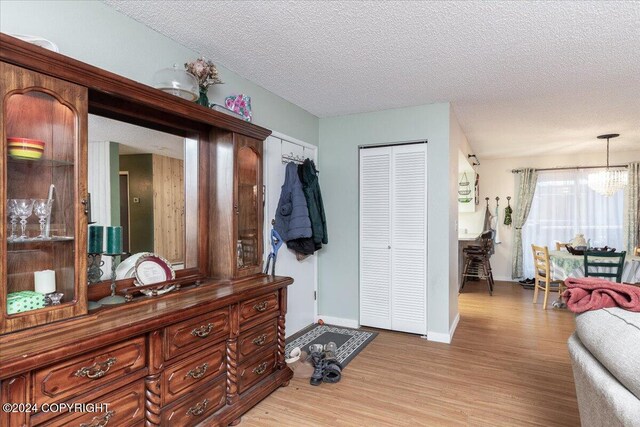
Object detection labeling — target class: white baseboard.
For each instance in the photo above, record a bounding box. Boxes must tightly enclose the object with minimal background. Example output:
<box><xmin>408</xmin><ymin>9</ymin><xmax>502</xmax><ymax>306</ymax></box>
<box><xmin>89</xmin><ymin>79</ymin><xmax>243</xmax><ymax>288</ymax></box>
<box><xmin>427</xmin><ymin>313</ymin><xmax>460</xmax><ymax>344</ymax></box>
<box><xmin>315</xmin><ymin>315</ymin><xmax>360</xmax><ymax>329</ymax></box>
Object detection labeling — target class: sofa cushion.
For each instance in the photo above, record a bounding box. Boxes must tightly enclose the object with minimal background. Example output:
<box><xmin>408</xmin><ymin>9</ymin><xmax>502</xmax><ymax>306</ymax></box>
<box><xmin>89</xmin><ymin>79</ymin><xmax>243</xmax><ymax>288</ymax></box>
<box><xmin>568</xmin><ymin>333</ymin><xmax>640</xmax><ymax>427</ymax></box>
<box><xmin>575</xmin><ymin>307</ymin><xmax>640</xmax><ymax>400</ymax></box>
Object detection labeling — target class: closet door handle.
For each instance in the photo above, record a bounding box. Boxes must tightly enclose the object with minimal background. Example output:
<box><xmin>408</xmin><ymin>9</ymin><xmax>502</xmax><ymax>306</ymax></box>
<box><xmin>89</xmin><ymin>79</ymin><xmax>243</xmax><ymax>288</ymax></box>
<box><xmin>388</xmin><ymin>245</ymin><xmax>391</xmax><ymax>249</ymax></box>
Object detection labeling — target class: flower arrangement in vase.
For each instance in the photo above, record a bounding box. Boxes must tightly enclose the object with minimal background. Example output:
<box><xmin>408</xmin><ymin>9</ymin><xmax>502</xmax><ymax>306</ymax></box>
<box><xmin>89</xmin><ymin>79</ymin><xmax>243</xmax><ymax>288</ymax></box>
<box><xmin>185</xmin><ymin>57</ymin><xmax>223</xmax><ymax>107</ymax></box>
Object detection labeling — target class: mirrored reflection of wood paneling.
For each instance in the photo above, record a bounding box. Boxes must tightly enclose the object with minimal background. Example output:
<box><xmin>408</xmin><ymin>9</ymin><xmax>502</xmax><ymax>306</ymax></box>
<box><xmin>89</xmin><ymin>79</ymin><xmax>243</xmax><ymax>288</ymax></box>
<box><xmin>153</xmin><ymin>154</ymin><xmax>185</xmax><ymax>264</ymax></box>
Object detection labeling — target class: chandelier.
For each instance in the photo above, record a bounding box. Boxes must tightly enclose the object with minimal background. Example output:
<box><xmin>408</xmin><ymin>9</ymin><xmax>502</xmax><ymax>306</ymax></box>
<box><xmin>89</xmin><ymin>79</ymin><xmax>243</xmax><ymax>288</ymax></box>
<box><xmin>587</xmin><ymin>134</ymin><xmax>628</xmax><ymax>196</ymax></box>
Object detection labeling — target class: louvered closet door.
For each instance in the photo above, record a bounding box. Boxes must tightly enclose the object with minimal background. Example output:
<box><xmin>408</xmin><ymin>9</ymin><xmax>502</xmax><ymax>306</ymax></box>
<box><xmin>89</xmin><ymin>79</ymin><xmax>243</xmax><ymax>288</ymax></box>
<box><xmin>359</xmin><ymin>147</ymin><xmax>392</xmax><ymax>329</ymax></box>
<box><xmin>391</xmin><ymin>144</ymin><xmax>427</xmax><ymax>334</ymax></box>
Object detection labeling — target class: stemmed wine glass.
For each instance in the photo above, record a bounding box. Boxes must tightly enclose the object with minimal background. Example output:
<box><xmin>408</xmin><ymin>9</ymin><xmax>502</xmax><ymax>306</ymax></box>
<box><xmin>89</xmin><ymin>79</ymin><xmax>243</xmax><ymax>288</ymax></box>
<box><xmin>33</xmin><ymin>199</ymin><xmax>54</xmax><ymax>239</ymax></box>
<box><xmin>6</xmin><ymin>199</ymin><xmax>18</xmax><ymax>241</ymax></box>
<box><xmin>13</xmin><ymin>199</ymin><xmax>34</xmax><ymax>240</ymax></box>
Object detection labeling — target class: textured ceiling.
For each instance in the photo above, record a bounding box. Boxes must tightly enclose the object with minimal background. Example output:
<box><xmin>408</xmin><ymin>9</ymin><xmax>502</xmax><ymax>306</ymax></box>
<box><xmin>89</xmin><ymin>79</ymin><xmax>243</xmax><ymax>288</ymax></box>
<box><xmin>103</xmin><ymin>1</ymin><xmax>640</xmax><ymax>159</ymax></box>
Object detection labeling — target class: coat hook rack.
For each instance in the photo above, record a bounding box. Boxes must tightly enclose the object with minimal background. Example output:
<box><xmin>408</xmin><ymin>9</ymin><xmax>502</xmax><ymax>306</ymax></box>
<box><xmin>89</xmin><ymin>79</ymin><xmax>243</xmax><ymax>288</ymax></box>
<box><xmin>485</xmin><ymin>197</ymin><xmax>490</xmax><ymax>207</ymax></box>
<box><xmin>281</xmin><ymin>152</ymin><xmax>305</xmax><ymax>165</ymax></box>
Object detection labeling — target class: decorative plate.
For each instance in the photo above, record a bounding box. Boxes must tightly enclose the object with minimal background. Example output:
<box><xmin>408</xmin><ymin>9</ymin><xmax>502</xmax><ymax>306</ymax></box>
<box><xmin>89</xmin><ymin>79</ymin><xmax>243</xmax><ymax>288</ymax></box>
<box><xmin>134</xmin><ymin>253</ymin><xmax>176</xmax><ymax>296</ymax></box>
<box><xmin>115</xmin><ymin>252</ymin><xmax>145</xmax><ymax>280</ymax></box>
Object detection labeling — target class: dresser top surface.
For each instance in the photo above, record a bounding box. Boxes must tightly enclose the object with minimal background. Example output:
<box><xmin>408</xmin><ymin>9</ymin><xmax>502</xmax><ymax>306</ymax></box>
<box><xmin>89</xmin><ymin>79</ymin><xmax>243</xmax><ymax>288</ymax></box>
<box><xmin>0</xmin><ymin>275</ymin><xmax>292</xmax><ymax>378</ymax></box>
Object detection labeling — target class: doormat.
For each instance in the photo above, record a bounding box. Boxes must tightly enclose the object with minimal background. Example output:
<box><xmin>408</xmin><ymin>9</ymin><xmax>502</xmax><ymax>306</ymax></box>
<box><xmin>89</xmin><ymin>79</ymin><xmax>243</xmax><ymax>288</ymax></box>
<box><xmin>285</xmin><ymin>324</ymin><xmax>377</xmax><ymax>368</ymax></box>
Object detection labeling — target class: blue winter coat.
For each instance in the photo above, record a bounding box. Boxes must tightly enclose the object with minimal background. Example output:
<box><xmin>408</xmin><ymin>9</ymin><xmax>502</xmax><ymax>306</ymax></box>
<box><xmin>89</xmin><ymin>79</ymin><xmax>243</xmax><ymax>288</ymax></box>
<box><xmin>274</xmin><ymin>162</ymin><xmax>312</xmax><ymax>242</ymax></box>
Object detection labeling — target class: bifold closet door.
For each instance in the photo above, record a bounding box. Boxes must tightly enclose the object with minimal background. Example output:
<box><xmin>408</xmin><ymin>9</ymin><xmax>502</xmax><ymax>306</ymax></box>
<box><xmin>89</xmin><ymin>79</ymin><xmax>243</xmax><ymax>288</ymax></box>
<box><xmin>359</xmin><ymin>147</ymin><xmax>392</xmax><ymax>329</ymax></box>
<box><xmin>359</xmin><ymin>144</ymin><xmax>427</xmax><ymax>335</ymax></box>
<box><xmin>390</xmin><ymin>144</ymin><xmax>427</xmax><ymax>334</ymax></box>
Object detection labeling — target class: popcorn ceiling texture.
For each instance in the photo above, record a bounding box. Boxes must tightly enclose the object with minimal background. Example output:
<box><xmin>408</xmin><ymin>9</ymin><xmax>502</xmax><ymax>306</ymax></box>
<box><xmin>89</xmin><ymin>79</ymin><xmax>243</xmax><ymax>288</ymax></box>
<box><xmin>103</xmin><ymin>1</ymin><xmax>640</xmax><ymax>158</ymax></box>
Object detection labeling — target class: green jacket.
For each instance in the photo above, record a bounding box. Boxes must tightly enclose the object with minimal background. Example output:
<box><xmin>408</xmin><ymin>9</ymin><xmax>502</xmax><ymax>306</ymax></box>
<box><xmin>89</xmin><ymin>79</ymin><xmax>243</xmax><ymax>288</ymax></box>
<box><xmin>299</xmin><ymin>159</ymin><xmax>328</xmax><ymax>246</ymax></box>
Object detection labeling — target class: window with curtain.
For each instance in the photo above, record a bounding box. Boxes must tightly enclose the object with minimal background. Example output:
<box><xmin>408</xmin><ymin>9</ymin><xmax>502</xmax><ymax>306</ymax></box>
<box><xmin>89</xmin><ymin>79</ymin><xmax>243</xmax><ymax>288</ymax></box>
<box><xmin>522</xmin><ymin>169</ymin><xmax>624</xmax><ymax>278</ymax></box>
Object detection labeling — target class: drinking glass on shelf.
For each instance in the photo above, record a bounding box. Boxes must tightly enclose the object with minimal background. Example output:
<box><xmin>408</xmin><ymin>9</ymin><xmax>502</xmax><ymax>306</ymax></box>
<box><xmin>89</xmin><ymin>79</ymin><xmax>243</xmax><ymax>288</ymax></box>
<box><xmin>13</xmin><ymin>199</ymin><xmax>34</xmax><ymax>240</ymax></box>
<box><xmin>33</xmin><ymin>199</ymin><xmax>54</xmax><ymax>239</ymax></box>
<box><xmin>7</xmin><ymin>199</ymin><xmax>18</xmax><ymax>241</ymax></box>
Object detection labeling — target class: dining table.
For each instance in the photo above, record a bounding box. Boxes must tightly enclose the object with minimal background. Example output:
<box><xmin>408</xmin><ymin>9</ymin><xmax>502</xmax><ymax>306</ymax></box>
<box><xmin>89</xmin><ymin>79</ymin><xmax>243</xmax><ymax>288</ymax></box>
<box><xmin>549</xmin><ymin>250</ymin><xmax>640</xmax><ymax>283</ymax></box>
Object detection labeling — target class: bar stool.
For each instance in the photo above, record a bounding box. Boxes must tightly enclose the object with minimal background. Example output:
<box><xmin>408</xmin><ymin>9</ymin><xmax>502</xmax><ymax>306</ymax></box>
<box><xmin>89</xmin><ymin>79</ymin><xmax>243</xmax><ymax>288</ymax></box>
<box><xmin>461</xmin><ymin>230</ymin><xmax>495</xmax><ymax>295</ymax></box>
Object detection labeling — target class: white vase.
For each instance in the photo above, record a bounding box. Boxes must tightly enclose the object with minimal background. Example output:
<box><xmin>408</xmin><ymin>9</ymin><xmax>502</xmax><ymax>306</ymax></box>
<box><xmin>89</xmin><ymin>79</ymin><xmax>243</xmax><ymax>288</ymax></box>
<box><xmin>571</xmin><ymin>233</ymin><xmax>587</xmax><ymax>248</ymax></box>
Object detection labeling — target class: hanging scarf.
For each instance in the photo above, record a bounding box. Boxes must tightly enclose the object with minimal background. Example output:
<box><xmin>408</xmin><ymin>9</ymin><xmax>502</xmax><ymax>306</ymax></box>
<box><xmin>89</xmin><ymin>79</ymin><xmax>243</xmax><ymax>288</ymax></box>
<box><xmin>493</xmin><ymin>202</ymin><xmax>501</xmax><ymax>244</ymax></box>
<box><xmin>504</xmin><ymin>204</ymin><xmax>513</xmax><ymax>226</ymax></box>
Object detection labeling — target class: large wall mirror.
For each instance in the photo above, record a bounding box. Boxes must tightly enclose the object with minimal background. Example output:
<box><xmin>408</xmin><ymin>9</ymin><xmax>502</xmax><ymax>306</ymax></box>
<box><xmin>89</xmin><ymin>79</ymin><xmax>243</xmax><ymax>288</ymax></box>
<box><xmin>88</xmin><ymin>114</ymin><xmax>199</xmax><ymax>282</ymax></box>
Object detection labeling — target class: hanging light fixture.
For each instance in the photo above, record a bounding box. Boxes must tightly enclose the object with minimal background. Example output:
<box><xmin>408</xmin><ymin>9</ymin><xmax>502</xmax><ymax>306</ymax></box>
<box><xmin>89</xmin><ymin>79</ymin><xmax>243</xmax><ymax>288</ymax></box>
<box><xmin>587</xmin><ymin>134</ymin><xmax>628</xmax><ymax>196</ymax></box>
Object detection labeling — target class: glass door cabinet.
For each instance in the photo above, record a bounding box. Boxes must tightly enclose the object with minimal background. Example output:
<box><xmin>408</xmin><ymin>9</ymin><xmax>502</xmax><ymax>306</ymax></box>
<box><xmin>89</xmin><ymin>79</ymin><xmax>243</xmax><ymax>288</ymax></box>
<box><xmin>234</xmin><ymin>134</ymin><xmax>263</xmax><ymax>277</ymax></box>
<box><xmin>1</xmin><ymin>62</ymin><xmax>87</xmax><ymax>334</ymax></box>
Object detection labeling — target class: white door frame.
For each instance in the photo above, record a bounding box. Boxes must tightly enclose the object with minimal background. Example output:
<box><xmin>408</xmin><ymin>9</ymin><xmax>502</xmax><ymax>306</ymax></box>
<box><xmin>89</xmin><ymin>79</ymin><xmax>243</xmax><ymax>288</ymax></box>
<box><xmin>265</xmin><ymin>130</ymin><xmax>319</xmax><ymax>326</ymax></box>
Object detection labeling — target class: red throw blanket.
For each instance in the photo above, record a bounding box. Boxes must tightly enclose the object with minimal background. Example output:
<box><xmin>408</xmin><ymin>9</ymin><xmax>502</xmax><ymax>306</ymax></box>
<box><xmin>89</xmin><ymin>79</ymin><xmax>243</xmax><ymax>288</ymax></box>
<box><xmin>562</xmin><ymin>277</ymin><xmax>640</xmax><ymax>313</ymax></box>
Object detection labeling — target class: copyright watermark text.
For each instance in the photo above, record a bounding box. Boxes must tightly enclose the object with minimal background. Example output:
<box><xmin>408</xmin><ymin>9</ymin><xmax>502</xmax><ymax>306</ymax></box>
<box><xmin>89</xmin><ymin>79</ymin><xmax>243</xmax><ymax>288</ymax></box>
<box><xmin>2</xmin><ymin>402</ymin><xmax>109</xmax><ymax>413</ymax></box>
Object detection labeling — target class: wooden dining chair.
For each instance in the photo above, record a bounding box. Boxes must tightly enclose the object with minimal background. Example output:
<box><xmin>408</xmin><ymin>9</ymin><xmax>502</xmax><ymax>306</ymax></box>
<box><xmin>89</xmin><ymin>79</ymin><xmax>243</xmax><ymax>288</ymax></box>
<box><xmin>555</xmin><ymin>242</ymin><xmax>570</xmax><ymax>251</ymax></box>
<box><xmin>634</xmin><ymin>246</ymin><xmax>640</xmax><ymax>257</ymax></box>
<box><xmin>531</xmin><ymin>244</ymin><xmax>565</xmax><ymax>309</ymax></box>
<box><xmin>584</xmin><ymin>250</ymin><xmax>627</xmax><ymax>283</ymax></box>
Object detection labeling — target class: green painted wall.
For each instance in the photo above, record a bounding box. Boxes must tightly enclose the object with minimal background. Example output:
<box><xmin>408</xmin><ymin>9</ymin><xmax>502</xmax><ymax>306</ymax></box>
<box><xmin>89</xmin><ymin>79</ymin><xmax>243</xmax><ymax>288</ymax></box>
<box><xmin>119</xmin><ymin>155</ymin><xmax>153</xmax><ymax>254</ymax></box>
<box><xmin>319</xmin><ymin>103</ymin><xmax>459</xmax><ymax>337</ymax></box>
<box><xmin>0</xmin><ymin>0</ymin><xmax>319</xmax><ymax>145</ymax></box>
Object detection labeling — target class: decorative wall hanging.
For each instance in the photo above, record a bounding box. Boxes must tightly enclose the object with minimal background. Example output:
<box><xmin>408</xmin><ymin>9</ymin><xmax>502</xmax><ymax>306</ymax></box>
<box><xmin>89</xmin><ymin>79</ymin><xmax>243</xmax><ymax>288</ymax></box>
<box><xmin>504</xmin><ymin>196</ymin><xmax>512</xmax><ymax>226</ymax></box>
<box><xmin>225</xmin><ymin>94</ymin><xmax>252</xmax><ymax>122</ymax></box>
<box><xmin>457</xmin><ymin>172</ymin><xmax>472</xmax><ymax>203</ymax></box>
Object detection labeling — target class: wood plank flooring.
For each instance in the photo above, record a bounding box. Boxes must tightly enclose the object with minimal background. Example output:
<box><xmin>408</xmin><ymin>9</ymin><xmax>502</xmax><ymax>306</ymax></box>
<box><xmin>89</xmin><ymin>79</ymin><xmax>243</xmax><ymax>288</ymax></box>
<box><xmin>242</xmin><ymin>281</ymin><xmax>580</xmax><ymax>426</ymax></box>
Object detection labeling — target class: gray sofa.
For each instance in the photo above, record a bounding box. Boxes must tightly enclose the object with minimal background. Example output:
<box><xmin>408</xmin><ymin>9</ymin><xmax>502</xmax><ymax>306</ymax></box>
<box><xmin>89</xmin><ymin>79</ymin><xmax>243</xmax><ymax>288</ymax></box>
<box><xmin>568</xmin><ymin>307</ymin><xmax>640</xmax><ymax>426</ymax></box>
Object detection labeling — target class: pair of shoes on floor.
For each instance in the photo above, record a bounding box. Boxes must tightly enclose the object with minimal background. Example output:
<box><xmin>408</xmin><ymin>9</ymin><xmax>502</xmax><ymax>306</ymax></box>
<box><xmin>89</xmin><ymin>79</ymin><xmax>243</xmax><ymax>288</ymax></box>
<box><xmin>285</xmin><ymin>347</ymin><xmax>315</xmax><ymax>379</ymax></box>
<box><xmin>519</xmin><ymin>278</ymin><xmax>535</xmax><ymax>284</ymax></box>
<box><xmin>309</xmin><ymin>342</ymin><xmax>343</xmax><ymax>386</ymax></box>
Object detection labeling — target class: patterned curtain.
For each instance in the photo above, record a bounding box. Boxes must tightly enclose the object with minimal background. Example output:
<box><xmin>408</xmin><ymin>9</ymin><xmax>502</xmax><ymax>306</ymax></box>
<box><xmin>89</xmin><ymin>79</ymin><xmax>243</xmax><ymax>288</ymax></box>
<box><xmin>625</xmin><ymin>162</ymin><xmax>640</xmax><ymax>254</ymax></box>
<box><xmin>511</xmin><ymin>168</ymin><xmax>538</xmax><ymax>278</ymax></box>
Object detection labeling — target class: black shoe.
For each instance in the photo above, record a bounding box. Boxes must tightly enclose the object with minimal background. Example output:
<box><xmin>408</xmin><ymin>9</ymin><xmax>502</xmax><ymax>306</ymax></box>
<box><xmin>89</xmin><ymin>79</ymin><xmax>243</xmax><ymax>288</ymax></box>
<box><xmin>309</xmin><ymin>352</ymin><xmax>325</xmax><ymax>386</ymax></box>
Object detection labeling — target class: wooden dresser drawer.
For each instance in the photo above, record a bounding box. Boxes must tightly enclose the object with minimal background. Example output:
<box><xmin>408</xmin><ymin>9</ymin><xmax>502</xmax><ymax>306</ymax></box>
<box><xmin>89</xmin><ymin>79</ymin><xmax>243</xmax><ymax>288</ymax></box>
<box><xmin>164</xmin><ymin>308</ymin><xmax>230</xmax><ymax>360</ymax></box>
<box><xmin>163</xmin><ymin>341</ymin><xmax>226</xmax><ymax>405</ymax></box>
<box><xmin>34</xmin><ymin>336</ymin><xmax>146</xmax><ymax>406</ymax></box>
<box><xmin>42</xmin><ymin>380</ymin><xmax>145</xmax><ymax>427</ymax></box>
<box><xmin>239</xmin><ymin>291</ymin><xmax>279</xmax><ymax>328</ymax></box>
<box><xmin>238</xmin><ymin>346</ymin><xmax>278</xmax><ymax>394</ymax></box>
<box><xmin>161</xmin><ymin>376</ymin><xmax>226</xmax><ymax>426</ymax></box>
<box><xmin>237</xmin><ymin>319</ymin><xmax>278</xmax><ymax>362</ymax></box>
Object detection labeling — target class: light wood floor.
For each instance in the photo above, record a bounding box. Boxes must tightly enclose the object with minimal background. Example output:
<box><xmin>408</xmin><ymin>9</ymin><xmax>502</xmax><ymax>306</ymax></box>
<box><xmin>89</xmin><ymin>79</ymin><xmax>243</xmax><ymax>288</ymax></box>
<box><xmin>242</xmin><ymin>281</ymin><xmax>580</xmax><ymax>426</ymax></box>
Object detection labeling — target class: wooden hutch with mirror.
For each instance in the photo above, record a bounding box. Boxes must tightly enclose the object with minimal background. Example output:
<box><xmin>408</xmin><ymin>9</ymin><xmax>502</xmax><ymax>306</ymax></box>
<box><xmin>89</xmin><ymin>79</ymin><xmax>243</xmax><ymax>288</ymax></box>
<box><xmin>0</xmin><ymin>33</ymin><xmax>292</xmax><ymax>427</ymax></box>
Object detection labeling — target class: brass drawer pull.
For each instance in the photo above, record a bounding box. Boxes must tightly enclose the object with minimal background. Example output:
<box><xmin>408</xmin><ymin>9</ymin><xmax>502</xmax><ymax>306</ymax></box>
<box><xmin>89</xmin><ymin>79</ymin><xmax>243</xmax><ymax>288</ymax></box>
<box><xmin>191</xmin><ymin>323</ymin><xmax>213</xmax><ymax>338</ymax></box>
<box><xmin>79</xmin><ymin>410</ymin><xmax>115</xmax><ymax>427</ymax></box>
<box><xmin>252</xmin><ymin>334</ymin><xmax>268</xmax><ymax>346</ymax></box>
<box><xmin>186</xmin><ymin>399</ymin><xmax>209</xmax><ymax>417</ymax></box>
<box><xmin>185</xmin><ymin>363</ymin><xmax>209</xmax><ymax>380</ymax></box>
<box><xmin>74</xmin><ymin>357</ymin><xmax>117</xmax><ymax>379</ymax></box>
<box><xmin>253</xmin><ymin>301</ymin><xmax>268</xmax><ymax>312</ymax></box>
<box><xmin>253</xmin><ymin>362</ymin><xmax>269</xmax><ymax>375</ymax></box>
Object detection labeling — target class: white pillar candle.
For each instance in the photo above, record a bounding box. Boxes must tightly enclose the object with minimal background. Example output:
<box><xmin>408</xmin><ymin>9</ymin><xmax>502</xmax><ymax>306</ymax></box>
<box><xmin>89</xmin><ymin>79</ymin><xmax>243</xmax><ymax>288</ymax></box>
<box><xmin>34</xmin><ymin>270</ymin><xmax>56</xmax><ymax>294</ymax></box>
